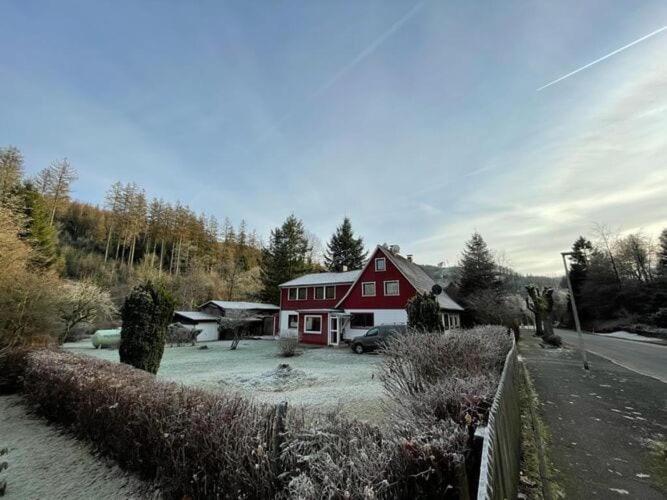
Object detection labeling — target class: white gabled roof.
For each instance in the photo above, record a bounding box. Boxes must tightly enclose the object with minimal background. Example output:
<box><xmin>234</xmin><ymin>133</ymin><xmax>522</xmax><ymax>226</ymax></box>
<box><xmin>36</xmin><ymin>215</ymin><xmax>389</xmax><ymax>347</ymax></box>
<box><xmin>279</xmin><ymin>270</ymin><xmax>362</xmax><ymax>287</ymax></box>
<box><xmin>205</xmin><ymin>301</ymin><xmax>279</xmax><ymax>311</ymax></box>
<box><xmin>174</xmin><ymin>311</ymin><xmax>219</xmax><ymax>322</ymax></box>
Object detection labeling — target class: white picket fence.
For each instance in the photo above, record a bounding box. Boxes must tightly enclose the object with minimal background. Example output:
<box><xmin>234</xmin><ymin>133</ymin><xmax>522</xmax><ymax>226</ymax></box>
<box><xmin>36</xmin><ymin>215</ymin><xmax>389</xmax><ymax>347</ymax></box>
<box><xmin>476</xmin><ymin>340</ymin><xmax>521</xmax><ymax>500</ymax></box>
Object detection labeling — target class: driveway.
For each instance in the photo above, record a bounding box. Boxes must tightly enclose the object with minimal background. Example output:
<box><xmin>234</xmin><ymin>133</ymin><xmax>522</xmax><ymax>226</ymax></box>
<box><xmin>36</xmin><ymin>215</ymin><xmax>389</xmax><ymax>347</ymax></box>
<box><xmin>555</xmin><ymin>328</ymin><xmax>667</xmax><ymax>383</ymax></box>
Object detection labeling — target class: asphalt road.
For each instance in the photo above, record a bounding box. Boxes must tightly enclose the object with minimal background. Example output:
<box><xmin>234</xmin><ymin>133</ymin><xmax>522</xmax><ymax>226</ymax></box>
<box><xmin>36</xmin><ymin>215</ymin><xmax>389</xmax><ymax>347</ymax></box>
<box><xmin>555</xmin><ymin>328</ymin><xmax>667</xmax><ymax>383</ymax></box>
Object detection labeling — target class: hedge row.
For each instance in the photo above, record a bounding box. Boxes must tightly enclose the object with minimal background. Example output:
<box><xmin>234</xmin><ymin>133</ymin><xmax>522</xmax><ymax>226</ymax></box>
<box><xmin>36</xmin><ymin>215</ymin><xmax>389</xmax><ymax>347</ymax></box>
<box><xmin>5</xmin><ymin>326</ymin><xmax>512</xmax><ymax>499</ymax></box>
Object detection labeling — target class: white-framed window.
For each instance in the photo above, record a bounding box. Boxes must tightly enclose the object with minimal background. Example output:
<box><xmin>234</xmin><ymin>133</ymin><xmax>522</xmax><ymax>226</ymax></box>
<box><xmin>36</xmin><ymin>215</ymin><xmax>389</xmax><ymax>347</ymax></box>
<box><xmin>304</xmin><ymin>315</ymin><xmax>322</xmax><ymax>334</ymax></box>
<box><xmin>287</xmin><ymin>314</ymin><xmax>298</xmax><ymax>329</ymax></box>
<box><xmin>375</xmin><ymin>257</ymin><xmax>386</xmax><ymax>271</ymax></box>
<box><xmin>288</xmin><ymin>287</ymin><xmax>308</xmax><ymax>300</ymax></box>
<box><xmin>314</xmin><ymin>286</ymin><xmax>325</xmax><ymax>300</ymax></box>
<box><xmin>325</xmin><ymin>285</ymin><xmax>336</xmax><ymax>299</ymax></box>
<box><xmin>362</xmin><ymin>281</ymin><xmax>376</xmax><ymax>297</ymax></box>
<box><xmin>384</xmin><ymin>280</ymin><xmax>400</xmax><ymax>296</ymax></box>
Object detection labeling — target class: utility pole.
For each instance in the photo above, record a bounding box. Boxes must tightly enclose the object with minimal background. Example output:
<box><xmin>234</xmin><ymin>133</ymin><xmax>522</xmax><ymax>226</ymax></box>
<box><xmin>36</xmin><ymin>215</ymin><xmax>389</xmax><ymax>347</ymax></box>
<box><xmin>561</xmin><ymin>252</ymin><xmax>589</xmax><ymax>370</ymax></box>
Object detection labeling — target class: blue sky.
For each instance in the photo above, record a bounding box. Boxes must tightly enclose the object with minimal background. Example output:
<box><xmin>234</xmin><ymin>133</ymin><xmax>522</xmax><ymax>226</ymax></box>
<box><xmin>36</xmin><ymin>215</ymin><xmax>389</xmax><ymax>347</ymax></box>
<box><xmin>2</xmin><ymin>1</ymin><xmax>667</xmax><ymax>274</ymax></box>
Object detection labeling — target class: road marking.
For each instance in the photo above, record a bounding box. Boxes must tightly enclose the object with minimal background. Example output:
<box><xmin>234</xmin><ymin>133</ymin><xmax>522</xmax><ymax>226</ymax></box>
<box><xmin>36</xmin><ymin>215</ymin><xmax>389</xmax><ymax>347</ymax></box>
<box><xmin>563</xmin><ymin>341</ymin><xmax>667</xmax><ymax>384</ymax></box>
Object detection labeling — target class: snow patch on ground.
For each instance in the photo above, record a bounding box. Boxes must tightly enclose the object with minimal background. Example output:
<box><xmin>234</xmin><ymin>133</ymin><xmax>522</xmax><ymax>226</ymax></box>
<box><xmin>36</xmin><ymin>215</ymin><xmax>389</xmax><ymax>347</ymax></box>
<box><xmin>0</xmin><ymin>395</ymin><xmax>156</xmax><ymax>499</ymax></box>
<box><xmin>598</xmin><ymin>331</ymin><xmax>664</xmax><ymax>344</ymax></box>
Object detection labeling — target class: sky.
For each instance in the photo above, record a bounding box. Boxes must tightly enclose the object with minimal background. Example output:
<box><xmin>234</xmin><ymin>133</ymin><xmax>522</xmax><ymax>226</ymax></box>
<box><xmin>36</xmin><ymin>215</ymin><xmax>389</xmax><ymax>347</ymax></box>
<box><xmin>1</xmin><ymin>1</ymin><xmax>667</xmax><ymax>275</ymax></box>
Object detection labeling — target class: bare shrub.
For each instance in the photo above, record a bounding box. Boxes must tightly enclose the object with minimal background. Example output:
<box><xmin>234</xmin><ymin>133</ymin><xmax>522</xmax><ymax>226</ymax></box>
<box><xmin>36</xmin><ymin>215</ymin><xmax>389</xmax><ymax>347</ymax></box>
<box><xmin>277</xmin><ymin>337</ymin><xmax>299</xmax><ymax>357</ymax></box>
<box><xmin>21</xmin><ymin>350</ymin><xmax>281</xmax><ymax>498</ymax></box>
<box><xmin>380</xmin><ymin>326</ymin><xmax>512</xmax><ymax>398</ymax></box>
<box><xmin>0</xmin><ymin>347</ymin><xmax>37</xmax><ymax>394</ymax></box>
<box><xmin>166</xmin><ymin>322</ymin><xmax>200</xmax><ymax>347</ymax></box>
<box><xmin>542</xmin><ymin>334</ymin><xmax>562</xmax><ymax>347</ymax></box>
<box><xmin>282</xmin><ymin>410</ymin><xmax>469</xmax><ymax>498</ymax></box>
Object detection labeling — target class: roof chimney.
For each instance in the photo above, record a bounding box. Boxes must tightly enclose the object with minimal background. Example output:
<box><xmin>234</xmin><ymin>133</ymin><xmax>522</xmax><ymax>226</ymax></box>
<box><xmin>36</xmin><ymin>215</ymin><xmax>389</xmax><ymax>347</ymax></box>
<box><xmin>342</xmin><ymin>265</ymin><xmax>348</xmax><ymax>272</ymax></box>
<box><xmin>407</xmin><ymin>254</ymin><xmax>413</xmax><ymax>262</ymax></box>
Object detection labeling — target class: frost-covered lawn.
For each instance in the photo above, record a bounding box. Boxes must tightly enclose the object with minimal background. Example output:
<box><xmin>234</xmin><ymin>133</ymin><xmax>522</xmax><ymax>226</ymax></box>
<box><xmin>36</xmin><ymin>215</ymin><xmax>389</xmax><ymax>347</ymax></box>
<box><xmin>0</xmin><ymin>395</ymin><xmax>156</xmax><ymax>499</ymax></box>
<box><xmin>65</xmin><ymin>339</ymin><xmax>386</xmax><ymax>420</ymax></box>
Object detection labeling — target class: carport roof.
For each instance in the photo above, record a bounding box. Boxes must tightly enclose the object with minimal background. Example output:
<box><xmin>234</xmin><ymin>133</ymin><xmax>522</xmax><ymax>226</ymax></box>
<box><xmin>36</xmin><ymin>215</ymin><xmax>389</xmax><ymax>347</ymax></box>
<box><xmin>174</xmin><ymin>311</ymin><xmax>219</xmax><ymax>322</ymax></box>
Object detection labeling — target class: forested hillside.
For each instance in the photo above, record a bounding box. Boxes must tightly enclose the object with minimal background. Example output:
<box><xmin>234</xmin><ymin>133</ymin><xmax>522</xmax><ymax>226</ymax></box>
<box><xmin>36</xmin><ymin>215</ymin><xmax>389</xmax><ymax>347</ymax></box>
<box><xmin>0</xmin><ymin>145</ymin><xmax>265</xmax><ymax>351</ymax></box>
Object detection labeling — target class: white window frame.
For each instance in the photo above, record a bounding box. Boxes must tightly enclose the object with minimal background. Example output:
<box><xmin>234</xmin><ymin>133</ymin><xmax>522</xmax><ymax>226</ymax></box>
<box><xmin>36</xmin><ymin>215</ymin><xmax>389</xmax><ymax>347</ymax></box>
<box><xmin>297</xmin><ymin>287</ymin><xmax>307</xmax><ymax>300</ymax></box>
<box><xmin>303</xmin><ymin>315</ymin><xmax>322</xmax><ymax>334</ymax></box>
<box><xmin>287</xmin><ymin>313</ymin><xmax>298</xmax><ymax>329</ymax></box>
<box><xmin>325</xmin><ymin>285</ymin><xmax>336</xmax><ymax>299</ymax></box>
<box><xmin>288</xmin><ymin>288</ymin><xmax>297</xmax><ymax>300</ymax></box>
<box><xmin>374</xmin><ymin>257</ymin><xmax>386</xmax><ymax>272</ymax></box>
<box><xmin>383</xmin><ymin>280</ymin><xmax>400</xmax><ymax>296</ymax></box>
<box><xmin>361</xmin><ymin>281</ymin><xmax>376</xmax><ymax>297</ymax></box>
<box><xmin>314</xmin><ymin>286</ymin><xmax>325</xmax><ymax>300</ymax></box>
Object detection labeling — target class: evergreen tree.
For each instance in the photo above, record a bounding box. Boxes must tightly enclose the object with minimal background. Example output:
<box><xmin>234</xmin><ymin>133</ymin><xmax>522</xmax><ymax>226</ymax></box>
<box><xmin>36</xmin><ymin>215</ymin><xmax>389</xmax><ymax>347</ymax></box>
<box><xmin>568</xmin><ymin>236</ymin><xmax>593</xmax><ymax>297</ymax></box>
<box><xmin>458</xmin><ymin>232</ymin><xmax>497</xmax><ymax>297</ymax></box>
<box><xmin>260</xmin><ymin>215</ymin><xmax>311</xmax><ymax>304</ymax></box>
<box><xmin>119</xmin><ymin>281</ymin><xmax>174</xmax><ymax>374</ymax></box>
<box><xmin>406</xmin><ymin>292</ymin><xmax>443</xmax><ymax>332</ymax></box>
<box><xmin>658</xmin><ymin>228</ymin><xmax>667</xmax><ymax>278</ymax></box>
<box><xmin>20</xmin><ymin>185</ymin><xmax>60</xmax><ymax>269</ymax></box>
<box><xmin>324</xmin><ymin>217</ymin><xmax>367</xmax><ymax>272</ymax></box>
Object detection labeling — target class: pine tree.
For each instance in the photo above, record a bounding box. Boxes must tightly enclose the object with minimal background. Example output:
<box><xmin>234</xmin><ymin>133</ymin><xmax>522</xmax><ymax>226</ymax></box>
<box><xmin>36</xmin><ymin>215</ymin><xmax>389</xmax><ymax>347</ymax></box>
<box><xmin>458</xmin><ymin>232</ymin><xmax>497</xmax><ymax>297</ymax></box>
<box><xmin>657</xmin><ymin>228</ymin><xmax>667</xmax><ymax>278</ymax></box>
<box><xmin>569</xmin><ymin>236</ymin><xmax>593</xmax><ymax>297</ymax></box>
<box><xmin>324</xmin><ymin>217</ymin><xmax>367</xmax><ymax>272</ymax></box>
<box><xmin>260</xmin><ymin>215</ymin><xmax>311</xmax><ymax>304</ymax></box>
<box><xmin>406</xmin><ymin>292</ymin><xmax>442</xmax><ymax>332</ymax></box>
<box><xmin>20</xmin><ymin>185</ymin><xmax>60</xmax><ymax>269</ymax></box>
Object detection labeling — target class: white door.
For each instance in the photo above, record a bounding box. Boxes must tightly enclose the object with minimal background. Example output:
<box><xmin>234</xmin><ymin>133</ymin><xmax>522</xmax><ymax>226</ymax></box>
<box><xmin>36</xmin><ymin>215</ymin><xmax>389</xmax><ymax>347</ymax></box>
<box><xmin>329</xmin><ymin>317</ymin><xmax>339</xmax><ymax>346</ymax></box>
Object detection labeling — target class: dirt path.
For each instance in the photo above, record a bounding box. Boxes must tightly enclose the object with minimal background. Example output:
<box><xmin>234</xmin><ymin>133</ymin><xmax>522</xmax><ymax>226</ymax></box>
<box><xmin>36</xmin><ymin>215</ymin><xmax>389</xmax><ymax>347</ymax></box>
<box><xmin>520</xmin><ymin>334</ymin><xmax>667</xmax><ymax>498</ymax></box>
<box><xmin>0</xmin><ymin>395</ymin><xmax>156</xmax><ymax>499</ymax></box>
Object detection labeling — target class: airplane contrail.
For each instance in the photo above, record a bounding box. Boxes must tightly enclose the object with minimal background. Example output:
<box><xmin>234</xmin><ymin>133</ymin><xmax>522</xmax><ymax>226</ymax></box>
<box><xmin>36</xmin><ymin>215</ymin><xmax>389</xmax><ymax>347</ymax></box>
<box><xmin>537</xmin><ymin>25</ymin><xmax>667</xmax><ymax>91</ymax></box>
<box><xmin>255</xmin><ymin>1</ymin><xmax>426</xmax><ymax>143</ymax></box>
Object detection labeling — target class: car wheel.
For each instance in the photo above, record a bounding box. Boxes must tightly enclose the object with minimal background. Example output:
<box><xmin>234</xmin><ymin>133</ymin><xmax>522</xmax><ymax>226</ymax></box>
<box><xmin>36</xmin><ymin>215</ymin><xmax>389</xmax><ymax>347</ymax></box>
<box><xmin>353</xmin><ymin>343</ymin><xmax>364</xmax><ymax>354</ymax></box>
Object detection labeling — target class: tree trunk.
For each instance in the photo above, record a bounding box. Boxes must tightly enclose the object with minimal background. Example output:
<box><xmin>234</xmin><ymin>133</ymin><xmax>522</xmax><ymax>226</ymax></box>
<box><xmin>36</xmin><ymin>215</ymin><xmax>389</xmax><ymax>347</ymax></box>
<box><xmin>104</xmin><ymin>226</ymin><xmax>113</xmax><ymax>263</ymax></box>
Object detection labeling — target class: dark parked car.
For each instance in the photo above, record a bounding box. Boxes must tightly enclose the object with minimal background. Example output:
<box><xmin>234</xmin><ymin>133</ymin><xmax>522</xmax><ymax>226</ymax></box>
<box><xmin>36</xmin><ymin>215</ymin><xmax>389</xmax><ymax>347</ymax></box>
<box><xmin>350</xmin><ymin>324</ymin><xmax>407</xmax><ymax>354</ymax></box>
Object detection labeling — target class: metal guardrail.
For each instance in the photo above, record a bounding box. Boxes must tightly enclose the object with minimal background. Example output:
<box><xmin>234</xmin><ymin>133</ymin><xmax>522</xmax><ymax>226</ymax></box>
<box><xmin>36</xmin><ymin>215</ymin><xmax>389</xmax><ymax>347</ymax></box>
<box><xmin>476</xmin><ymin>340</ymin><xmax>520</xmax><ymax>500</ymax></box>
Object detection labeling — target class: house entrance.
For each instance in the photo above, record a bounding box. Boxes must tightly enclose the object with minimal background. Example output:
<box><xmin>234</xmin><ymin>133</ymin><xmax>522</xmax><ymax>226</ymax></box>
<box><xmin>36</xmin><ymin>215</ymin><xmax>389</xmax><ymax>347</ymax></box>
<box><xmin>329</xmin><ymin>317</ymin><xmax>339</xmax><ymax>346</ymax></box>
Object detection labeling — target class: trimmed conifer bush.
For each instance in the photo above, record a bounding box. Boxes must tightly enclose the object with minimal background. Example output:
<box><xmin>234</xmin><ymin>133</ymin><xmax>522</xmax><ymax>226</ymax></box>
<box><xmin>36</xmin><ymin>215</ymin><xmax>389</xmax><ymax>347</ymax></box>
<box><xmin>406</xmin><ymin>292</ymin><xmax>443</xmax><ymax>332</ymax></box>
<box><xmin>119</xmin><ymin>281</ymin><xmax>174</xmax><ymax>374</ymax></box>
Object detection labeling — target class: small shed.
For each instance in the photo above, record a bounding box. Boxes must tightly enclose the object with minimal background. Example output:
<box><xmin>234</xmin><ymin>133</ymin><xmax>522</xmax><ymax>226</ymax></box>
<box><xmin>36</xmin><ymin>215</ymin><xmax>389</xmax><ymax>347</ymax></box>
<box><xmin>173</xmin><ymin>311</ymin><xmax>219</xmax><ymax>342</ymax></box>
<box><xmin>198</xmin><ymin>301</ymin><xmax>279</xmax><ymax>336</ymax></box>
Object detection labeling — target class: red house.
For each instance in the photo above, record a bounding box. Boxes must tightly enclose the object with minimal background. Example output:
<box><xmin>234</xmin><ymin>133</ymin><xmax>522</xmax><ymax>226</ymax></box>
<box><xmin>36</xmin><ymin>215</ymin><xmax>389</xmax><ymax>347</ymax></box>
<box><xmin>278</xmin><ymin>245</ymin><xmax>463</xmax><ymax>346</ymax></box>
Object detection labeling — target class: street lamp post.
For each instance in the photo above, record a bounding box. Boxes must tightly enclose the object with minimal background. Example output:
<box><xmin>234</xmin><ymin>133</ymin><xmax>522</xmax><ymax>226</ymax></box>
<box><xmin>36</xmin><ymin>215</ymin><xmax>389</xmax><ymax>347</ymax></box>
<box><xmin>561</xmin><ymin>252</ymin><xmax>590</xmax><ymax>370</ymax></box>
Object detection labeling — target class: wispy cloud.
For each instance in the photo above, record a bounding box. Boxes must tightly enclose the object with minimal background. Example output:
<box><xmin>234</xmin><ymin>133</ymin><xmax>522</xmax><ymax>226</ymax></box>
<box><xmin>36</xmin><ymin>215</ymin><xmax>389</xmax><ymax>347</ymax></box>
<box><xmin>537</xmin><ymin>25</ymin><xmax>667</xmax><ymax>91</ymax></box>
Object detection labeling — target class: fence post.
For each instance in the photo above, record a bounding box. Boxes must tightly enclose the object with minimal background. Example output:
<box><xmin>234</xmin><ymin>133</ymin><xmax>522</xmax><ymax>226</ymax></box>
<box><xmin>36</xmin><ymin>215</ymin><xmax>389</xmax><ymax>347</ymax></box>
<box><xmin>271</xmin><ymin>401</ymin><xmax>288</xmax><ymax>473</ymax></box>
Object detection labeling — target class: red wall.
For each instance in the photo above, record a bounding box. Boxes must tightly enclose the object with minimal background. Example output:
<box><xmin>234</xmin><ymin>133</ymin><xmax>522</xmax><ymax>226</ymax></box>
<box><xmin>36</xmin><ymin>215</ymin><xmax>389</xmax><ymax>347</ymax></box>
<box><xmin>299</xmin><ymin>312</ymin><xmax>328</xmax><ymax>345</ymax></box>
<box><xmin>339</xmin><ymin>247</ymin><xmax>417</xmax><ymax>309</ymax></box>
<box><xmin>280</xmin><ymin>283</ymin><xmax>352</xmax><ymax>311</ymax></box>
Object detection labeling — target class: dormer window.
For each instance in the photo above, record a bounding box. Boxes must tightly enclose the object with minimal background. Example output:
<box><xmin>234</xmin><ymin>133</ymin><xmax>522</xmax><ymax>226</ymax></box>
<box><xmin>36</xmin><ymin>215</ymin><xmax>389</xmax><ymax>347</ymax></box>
<box><xmin>375</xmin><ymin>257</ymin><xmax>386</xmax><ymax>272</ymax></box>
